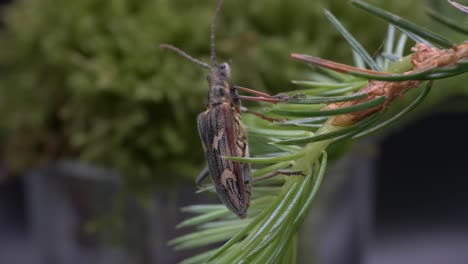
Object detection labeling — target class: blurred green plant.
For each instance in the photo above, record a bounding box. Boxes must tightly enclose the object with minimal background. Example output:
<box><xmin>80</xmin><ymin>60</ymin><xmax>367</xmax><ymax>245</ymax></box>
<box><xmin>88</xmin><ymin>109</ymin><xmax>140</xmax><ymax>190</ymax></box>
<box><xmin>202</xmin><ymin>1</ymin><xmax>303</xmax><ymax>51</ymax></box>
<box><xmin>0</xmin><ymin>0</ymin><xmax>425</xmax><ymax>190</ymax></box>
<box><xmin>170</xmin><ymin>1</ymin><xmax>468</xmax><ymax>263</ymax></box>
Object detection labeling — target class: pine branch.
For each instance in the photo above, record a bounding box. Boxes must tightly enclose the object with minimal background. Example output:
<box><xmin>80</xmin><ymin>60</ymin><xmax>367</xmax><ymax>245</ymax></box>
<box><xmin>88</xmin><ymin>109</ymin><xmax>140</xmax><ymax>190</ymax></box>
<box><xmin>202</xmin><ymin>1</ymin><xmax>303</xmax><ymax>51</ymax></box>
<box><xmin>171</xmin><ymin>2</ymin><xmax>468</xmax><ymax>263</ymax></box>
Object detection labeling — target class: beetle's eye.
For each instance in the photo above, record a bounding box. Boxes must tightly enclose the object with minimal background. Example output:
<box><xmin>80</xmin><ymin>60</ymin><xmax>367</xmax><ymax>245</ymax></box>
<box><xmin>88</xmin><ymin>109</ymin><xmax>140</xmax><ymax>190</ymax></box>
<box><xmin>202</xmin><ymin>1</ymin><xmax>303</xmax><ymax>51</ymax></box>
<box><xmin>206</xmin><ymin>75</ymin><xmax>211</xmax><ymax>82</ymax></box>
<box><xmin>218</xmin><ymin>63</ymin><xmax>231</xmax><ymax>78</ymax></box>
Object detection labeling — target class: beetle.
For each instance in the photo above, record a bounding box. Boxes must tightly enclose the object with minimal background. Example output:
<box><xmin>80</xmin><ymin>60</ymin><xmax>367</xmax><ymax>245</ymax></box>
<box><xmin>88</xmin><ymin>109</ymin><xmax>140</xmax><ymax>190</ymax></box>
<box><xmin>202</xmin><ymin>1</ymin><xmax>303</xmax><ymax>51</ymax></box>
<box><xmin>160</xmin><ymin>0</ymin><xmax>296</xmax><ymax>218</ymax></box>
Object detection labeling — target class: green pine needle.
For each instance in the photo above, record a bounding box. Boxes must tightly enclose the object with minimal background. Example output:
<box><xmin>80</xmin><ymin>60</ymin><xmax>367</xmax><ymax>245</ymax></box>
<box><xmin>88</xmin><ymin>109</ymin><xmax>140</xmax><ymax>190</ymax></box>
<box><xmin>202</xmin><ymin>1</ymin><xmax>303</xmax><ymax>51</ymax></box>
<box><xmin>271</xmin><ymin>96</ymin><xmax>386</xmax><ymax>117</ymax></box>
<box><xmin>351</xmin><ymin>0</ymin><xmax>454</xmax><ymax>48</ymax></box>
<box><xmin>324</xmin><ymin>9</ymin><xmax>381</xmax><ymax>71</ymax></box>
<box><xmin>426</xmin><ymin>8</ymin><xmax>468</xmax><ymax>35</ymax></box>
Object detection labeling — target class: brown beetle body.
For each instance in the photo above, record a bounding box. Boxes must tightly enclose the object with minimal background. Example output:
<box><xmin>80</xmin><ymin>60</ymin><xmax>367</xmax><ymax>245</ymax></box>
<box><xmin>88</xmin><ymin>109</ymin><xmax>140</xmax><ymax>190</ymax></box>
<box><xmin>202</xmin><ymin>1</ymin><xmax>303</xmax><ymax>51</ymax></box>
<box><xmin>197</xmin><ymin>63</ymin><xmax>251</xmax><ymax>218</ymax></box>
<box><xmin>161</xmin><ymin>0</ymin><xmax>251</xmax><ymax>217</ymax></box>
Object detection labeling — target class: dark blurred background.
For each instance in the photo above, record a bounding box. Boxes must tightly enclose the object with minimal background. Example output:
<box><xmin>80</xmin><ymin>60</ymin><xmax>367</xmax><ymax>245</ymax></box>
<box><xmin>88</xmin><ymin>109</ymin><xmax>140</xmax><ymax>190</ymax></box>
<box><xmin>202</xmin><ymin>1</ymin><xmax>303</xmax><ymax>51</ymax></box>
<box><xmin>0</xmin><ymin>0</ymin><xmax>467</xmax><ymax>263</ymax></box>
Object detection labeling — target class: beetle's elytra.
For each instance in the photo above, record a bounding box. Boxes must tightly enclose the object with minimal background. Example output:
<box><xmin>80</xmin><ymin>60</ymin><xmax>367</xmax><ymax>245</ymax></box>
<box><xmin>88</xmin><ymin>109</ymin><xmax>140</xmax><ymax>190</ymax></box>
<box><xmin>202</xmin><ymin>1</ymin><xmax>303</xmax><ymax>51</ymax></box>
<box><xmin>197</xmin><ymin>62</ymin><xmax>251</xmax><ymax>218</ymax></box>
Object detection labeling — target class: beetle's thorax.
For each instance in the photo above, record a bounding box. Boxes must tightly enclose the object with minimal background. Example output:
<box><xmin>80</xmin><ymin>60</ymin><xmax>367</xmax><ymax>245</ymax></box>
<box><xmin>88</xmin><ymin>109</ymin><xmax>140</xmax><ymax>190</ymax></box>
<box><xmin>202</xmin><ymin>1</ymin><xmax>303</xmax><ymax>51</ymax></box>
<box><xmin>206</xmin><ymin>62</ymin><xmax>232</xmax><ymax>107</ymax></box>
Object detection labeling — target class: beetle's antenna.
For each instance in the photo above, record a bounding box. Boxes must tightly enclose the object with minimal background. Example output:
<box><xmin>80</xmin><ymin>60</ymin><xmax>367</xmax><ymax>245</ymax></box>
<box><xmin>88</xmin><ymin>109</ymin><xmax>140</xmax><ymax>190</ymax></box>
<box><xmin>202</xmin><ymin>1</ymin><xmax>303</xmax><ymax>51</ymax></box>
<box><xmin>210</xmin><ymin>0</ymin><xmax>225</xmax><ymax>66</ymax></box>
<box><xmin>160</xmin><ymin>44</ymin><xmax>211</xmax><ymax>70</ymax></box>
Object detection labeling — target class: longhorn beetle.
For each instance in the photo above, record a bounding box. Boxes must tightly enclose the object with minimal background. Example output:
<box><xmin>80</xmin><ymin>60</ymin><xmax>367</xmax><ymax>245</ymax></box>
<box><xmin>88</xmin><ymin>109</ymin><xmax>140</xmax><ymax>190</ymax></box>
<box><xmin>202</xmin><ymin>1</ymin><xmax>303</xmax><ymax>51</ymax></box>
<box><xmin>160</xmin><ymin>0</ymin><xmax>300</xmax><ymax>218</ymax></box>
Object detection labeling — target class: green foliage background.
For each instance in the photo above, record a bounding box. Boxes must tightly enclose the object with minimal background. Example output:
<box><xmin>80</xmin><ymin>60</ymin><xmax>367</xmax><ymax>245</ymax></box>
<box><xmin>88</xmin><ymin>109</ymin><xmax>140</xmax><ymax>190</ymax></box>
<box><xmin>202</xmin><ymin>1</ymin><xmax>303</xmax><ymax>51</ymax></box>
<box><xmin>0</xmin><ymin>0</ymin><xmax>426</xmax><ymax>189</ymax></box>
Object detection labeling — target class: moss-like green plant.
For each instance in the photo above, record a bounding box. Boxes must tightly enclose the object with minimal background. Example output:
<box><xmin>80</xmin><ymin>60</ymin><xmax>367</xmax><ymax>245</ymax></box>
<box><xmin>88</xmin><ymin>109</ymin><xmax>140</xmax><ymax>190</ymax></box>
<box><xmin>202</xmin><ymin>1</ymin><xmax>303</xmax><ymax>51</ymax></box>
<box><xmin>0</xmin><ymin>0</ymin><xmax>425</xmax><ymax>190</ymax></box>
<box><xmin>170</xmin><ymin>1</ymin><xmax>468</xmax><ymax>263</ymax></box>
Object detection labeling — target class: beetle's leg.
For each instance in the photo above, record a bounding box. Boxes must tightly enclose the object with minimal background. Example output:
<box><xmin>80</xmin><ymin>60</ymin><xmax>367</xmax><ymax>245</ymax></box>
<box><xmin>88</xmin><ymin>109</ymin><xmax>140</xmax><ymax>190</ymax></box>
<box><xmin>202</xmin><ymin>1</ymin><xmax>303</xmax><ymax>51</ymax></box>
<box><xmin>235</xmin><ymin>86</ymin><xmax>272</xmax><ymax>97</ymax></box>
<box><xmin>252</xmin><ymin>170</ymin><xmax>304</xmax><ymax>183</ymax></box>
<box><xmin>195</xmin><ymin>166</ymin><xmax>210</xmax><ymax>187</ymax></box>
<box><xmin>233</xmin><ymin>85</ymin><xmax>291</xmax><ymax>104</ymax></box>
<box><xmin>237</xmin><ymin>95</ymin><xmax>284</xmax><ymax>104</ymax></box>
<box><xmin>231</xmin><ymin>86</ymin><xmax>287</xmax><ymax>122</ymax></box>
<box><xmin>239</xmin><ymin>106</ymin><xmax>286</xmax><ymax>122</ymax></box>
